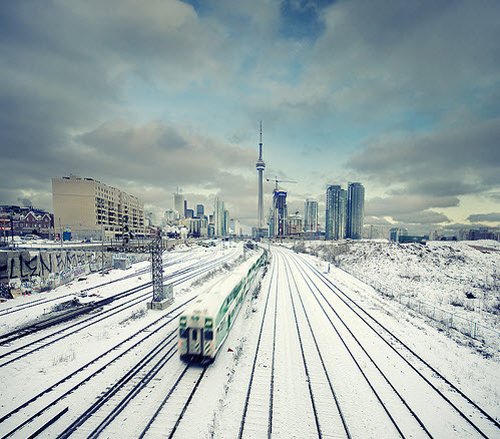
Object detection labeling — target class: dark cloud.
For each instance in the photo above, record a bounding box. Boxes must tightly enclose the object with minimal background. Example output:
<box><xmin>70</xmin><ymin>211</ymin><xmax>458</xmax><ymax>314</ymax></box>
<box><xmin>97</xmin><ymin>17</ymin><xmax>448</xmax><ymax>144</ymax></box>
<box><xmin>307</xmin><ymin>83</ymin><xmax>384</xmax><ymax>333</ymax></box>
<box><xmin>486</xmin><ymin>192</ymin><xmax>500</xmax><ymax>203</ymax></box>
<box><xmin>1</xmin><ymin>0</ymin><xmax>499</xmax><ymax>231</ymax></box>
<box><xmin>0</xmin><ymin>1</ymin><xmax>251</xmax><ymax>221</ymax></box>
<box><xmin>366</xmin><ymin>195</ymin><xmax>459</xmax><ymax>217</ymax></box>
<box><xmin>314</xmin><ymin>0</ymin><xmax>500</xmax><ymax>114</ymax></box>
<box><xmin>349</xmin><ymin>118</ymin><xmax>500</xmax><ymax>181</ymax></box>
<box><xmin>365</xmin><ymin>216</ymin><xmax>392</xmax><ymax>226</ymax></box>
<box><xmin>392</xmin><ymin>210</ymin><xmax>450</xmax><ymax>225</ymax></box>
<box><xmin>69</xmin><ymin>120</ymin><xmax>256</xmax><ymax>216</ymax></box>
<box><xmin>347</xmin><ymin>118</ymin><xmax>500</xmax><ymax>226</ymax></box>
<box><xmin>402</xmin><ymin>181</ymin><xmax>484</xmax><ymax>198</ymax></box>
<box><xmin>467</xmin><ymin>213</ymin><xmax>500</xmax><ymax>223</ymax></box>
<box><xmin>255</xmin><ymin>0</ymin><xmax>500</xmax><ymax>125</ymax></box>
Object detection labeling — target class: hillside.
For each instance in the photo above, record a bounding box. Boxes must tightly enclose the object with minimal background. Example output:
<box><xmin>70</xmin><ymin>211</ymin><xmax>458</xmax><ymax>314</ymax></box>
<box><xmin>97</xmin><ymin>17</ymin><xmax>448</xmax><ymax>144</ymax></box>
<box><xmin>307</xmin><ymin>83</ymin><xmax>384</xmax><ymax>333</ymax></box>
<box><xmin>292</xmin><ymin>239</ymin><xmax>500</xmax><ymax>342</ymax></box>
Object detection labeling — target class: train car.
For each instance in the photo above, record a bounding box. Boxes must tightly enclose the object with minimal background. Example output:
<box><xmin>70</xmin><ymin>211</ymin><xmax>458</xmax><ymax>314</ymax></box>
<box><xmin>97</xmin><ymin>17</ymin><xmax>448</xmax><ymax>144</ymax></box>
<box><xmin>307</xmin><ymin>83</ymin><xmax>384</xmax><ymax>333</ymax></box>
<box><xmin>178</xmin><ymin>249</ymin><xmax>267</xmax><ymax>363</ymax></box>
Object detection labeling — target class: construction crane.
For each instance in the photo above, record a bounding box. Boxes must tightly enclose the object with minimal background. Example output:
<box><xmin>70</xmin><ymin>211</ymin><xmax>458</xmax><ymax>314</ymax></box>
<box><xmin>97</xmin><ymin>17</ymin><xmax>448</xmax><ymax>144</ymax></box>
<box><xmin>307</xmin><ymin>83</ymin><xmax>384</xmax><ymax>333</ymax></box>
<box><xmin>266</xmin><ymin>177</ymin><xmax>297</xmax><ymax>191</ymax></box>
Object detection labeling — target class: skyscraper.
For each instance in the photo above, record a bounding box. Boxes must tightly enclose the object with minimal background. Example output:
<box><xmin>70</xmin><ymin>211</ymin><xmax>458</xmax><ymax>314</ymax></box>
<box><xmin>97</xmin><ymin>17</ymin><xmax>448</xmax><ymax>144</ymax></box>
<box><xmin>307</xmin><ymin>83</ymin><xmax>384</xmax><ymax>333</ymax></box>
<box><xmin>173</xmin><ymin>188</ymin><xmax>184</xmax><ymax>219</ymax></box>
<box><xmin>339</xmin><ymin>188</ymin><xmax>347</xmax><ymax>238</ymax></box>
<box><xmin>230</xmin><ymin>218</ymin><xmax>241</xmax><ymax>236</ymax></box>
<box><xmin>270</xmin><ymin>190</ymin><xmax>287</xmax><ymax>237</ymax></box>
<box><xmin>255</xmin><ymin>121</ymin><xmax>266</xmax><ymax>237</ymax></box>
<box><xmin>223</xmin><ymin>209</ymin><xmax>230</xmax><ymax>237</ymax></box>
<box><xmin>303</xmin><ymin>199</ymin><xmax>319</xmax><ymax>233</ymax></box>
<box><xmin>214</xmin><ymin>197</ymin><xmax>225</xmax><ymax>237</ymax></box>
<box><xmin>346</xmin><ymin>182</ymin><xmax>365</xmax><ymax>239</ymax></box>
<box><xmin>325</xmin><ymin>185</ymin><xmax>345</xmax><ymax>240</ymax></box>
<box><xmin>196</xmin><ymin>204</ymin><xmax>204</xmax><ymax>218</ymax></box>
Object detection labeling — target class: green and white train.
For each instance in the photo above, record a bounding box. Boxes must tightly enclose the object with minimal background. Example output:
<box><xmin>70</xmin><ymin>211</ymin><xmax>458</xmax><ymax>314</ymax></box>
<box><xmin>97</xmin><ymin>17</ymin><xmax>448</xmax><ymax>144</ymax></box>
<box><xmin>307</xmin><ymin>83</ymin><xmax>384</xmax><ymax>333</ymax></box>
<box><xmin>178</xmin><ymin>249</ymin><xmax>267</xmax><ymax>363</ymax></box>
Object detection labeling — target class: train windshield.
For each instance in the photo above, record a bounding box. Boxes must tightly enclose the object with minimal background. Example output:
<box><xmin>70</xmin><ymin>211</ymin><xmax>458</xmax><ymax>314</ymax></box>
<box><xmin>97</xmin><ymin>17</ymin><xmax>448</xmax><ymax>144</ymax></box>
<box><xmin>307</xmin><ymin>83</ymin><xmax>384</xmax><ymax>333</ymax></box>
<box><xmin>204</xmin><ymin>330</ymin><xmax>213</xmax><ymax>340</ymax></box>
<box><xmin>179</xmin><ymin>328</ymin><xmax>188</xmax><ymax>338</ymax></box>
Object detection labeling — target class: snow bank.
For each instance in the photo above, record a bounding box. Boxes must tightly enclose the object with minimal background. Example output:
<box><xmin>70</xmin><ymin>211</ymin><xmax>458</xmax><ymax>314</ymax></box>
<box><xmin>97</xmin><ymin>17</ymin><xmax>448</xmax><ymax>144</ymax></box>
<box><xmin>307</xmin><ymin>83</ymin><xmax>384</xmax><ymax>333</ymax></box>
<box><xmin>292</xmin><ymin>240</ymin><xmax>500</xmax><ymax>334</ymax></box>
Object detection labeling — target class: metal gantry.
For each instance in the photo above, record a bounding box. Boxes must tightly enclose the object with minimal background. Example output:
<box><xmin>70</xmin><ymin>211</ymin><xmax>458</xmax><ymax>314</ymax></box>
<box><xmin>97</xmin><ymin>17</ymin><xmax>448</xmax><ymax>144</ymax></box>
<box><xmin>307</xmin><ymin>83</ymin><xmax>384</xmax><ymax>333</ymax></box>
<box><xmin>150</xmin><ymin>231</ymin><xmax>165</xmax><ymax>302</ymax></box>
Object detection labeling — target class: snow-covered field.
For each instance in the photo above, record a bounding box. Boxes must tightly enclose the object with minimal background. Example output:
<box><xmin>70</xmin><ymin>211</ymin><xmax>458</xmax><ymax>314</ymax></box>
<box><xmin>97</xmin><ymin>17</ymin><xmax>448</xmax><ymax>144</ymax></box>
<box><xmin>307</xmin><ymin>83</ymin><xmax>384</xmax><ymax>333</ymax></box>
<box><xmin>290</xmin><ymin>240</ymin><xmax>500</xmax><ymax>342</ymax></box>
<box><xmin>0</xmin><ymin>243</ymin><xmax>498</xmax><ymax>438</ymax></box>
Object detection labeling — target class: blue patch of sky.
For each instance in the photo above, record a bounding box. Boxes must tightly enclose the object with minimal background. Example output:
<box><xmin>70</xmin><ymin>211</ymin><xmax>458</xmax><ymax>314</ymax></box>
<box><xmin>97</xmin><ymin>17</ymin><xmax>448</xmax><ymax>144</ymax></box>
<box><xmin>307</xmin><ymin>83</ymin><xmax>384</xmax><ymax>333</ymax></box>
<box><xmin>181</xmin><ymin>0</ymin><xmax>208</xmax><ymax>15</ymax></box>
<box><xmin>279</xmin><ymin>0</ymin><xmax>336</xmax><ymax>42</ymax></box>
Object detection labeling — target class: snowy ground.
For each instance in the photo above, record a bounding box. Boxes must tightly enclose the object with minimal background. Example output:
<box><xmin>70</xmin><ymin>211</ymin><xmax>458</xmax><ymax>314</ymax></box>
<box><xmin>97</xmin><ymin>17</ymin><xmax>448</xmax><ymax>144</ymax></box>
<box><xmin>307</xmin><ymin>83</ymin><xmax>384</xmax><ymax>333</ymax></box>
<box><xmin>290</xmin><ymin>239</ymin><xmax>500</xmax><ymax>339</ymax></box>
<box><xmin>0</xmin><ymin>243</ymin><xmax>498</xmax><ymax>438</ymax></box>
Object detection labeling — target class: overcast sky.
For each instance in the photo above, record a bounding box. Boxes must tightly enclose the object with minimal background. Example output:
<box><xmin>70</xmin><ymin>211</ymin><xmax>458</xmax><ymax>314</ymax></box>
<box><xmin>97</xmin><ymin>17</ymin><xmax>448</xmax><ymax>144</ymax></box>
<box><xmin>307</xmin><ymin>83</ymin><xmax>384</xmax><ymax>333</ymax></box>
<box><xmin>1</xmin><ymin>0</ymin><xmax>499</xmax><ymax>233</ymax></box>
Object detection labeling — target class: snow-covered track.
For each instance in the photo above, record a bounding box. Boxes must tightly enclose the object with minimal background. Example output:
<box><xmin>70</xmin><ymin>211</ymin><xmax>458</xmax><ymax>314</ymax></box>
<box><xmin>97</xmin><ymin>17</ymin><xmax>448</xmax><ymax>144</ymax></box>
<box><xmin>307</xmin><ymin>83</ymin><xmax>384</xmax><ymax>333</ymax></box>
<box><xmin>281</xmin><ymin>253</ymin><xmax>351</xmax><ymax>439</ymax></box>
<box><xmin>0</xmin><ymin>251</ymin><xmax>191</xmax><ymax>319</ymax></box>
<box><xmin>238</xmin><ymin>259</ymin><xmax>278</xmax><ymax>439</ymax></box>
<box><xmin>0</xmin><ymin>250</ymin><xmax>237</xmax><ymax>367</ymax></box>
<box><xmin>282</xmin><ymin>250</ymin><xmax>426</xmax><ymax>438</ymax></box>
<box><xmin>285</xmin><ymin>247</ymin><xmax>499</xmax><ymax>438</ymax></box>
<box><xmin>0</xmin><ymin>284</ymin><xmax>149</xmax><ymax>347</ymax></box>
<box><xmin>139</xmin><ymin>365</ymin><xmax>208</xmax><ymax>439</ymax></box>
<box><xmin>0</xmin><ymin>250</ymin><xmax>201</xmax><ymax>345</ymax></box>
<box><xmin>0</xmin><ymin>249</ymin><xmax>241</xmax><ymax>437</ymax></box>
<box><xmin>0</xmin><ymin>294</ymin><xmax>75</xmax><ymax>318</ymax></box>
<box><xmin>55</xmin><ymin>330</ymin><xmax>180</xmax><ymax>438</ymax></box>
<box><xmin>0</xmin><ymin>297</ymin><xmax>196</xmax><ymax>437</ymax></box>
<box><xmin>138</xmin><ymin>364</ymin><xmax>191</xmax><ymax>437</ymax></box>
<box><xmin>0</xmin><ymin>286</ymin><xmax>151</xmax><ymax>367</ymax></box>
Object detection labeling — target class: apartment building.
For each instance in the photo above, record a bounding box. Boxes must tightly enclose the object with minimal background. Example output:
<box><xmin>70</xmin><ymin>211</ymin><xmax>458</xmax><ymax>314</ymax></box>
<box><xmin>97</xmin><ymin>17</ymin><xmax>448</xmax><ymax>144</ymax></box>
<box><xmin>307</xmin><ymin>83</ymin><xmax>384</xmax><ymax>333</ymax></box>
<box><xmin>52</xmin><ymin>175</ymin><xmax>145</xmax><ymax>240</ymax></box>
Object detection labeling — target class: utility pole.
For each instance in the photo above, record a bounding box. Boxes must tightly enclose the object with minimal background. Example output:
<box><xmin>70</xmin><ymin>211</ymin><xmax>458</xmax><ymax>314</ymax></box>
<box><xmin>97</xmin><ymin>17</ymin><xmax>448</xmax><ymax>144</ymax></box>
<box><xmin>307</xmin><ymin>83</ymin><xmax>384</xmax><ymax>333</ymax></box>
<box><xmin>148</xmin><ymin>228</ymin><xmax>173</xmax><ymax>310</ymax></box>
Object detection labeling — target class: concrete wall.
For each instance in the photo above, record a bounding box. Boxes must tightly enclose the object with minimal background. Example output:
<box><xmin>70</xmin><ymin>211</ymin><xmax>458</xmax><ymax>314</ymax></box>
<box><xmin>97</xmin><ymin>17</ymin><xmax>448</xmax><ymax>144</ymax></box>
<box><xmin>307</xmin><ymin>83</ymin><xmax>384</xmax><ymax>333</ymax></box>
<box><xmin>0</xmin><ymin>249</ymin><xmax>113</xmax><ymax>294</ymax></box>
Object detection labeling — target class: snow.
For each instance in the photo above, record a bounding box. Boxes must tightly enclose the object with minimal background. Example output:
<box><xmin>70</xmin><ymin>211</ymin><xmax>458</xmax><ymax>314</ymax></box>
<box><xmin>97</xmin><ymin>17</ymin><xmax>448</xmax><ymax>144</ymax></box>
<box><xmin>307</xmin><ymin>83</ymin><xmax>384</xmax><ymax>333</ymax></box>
<box><xmin>291</xmin><ymin>239</ymin><xmax>500</xmax><ymax>347</ymax></box>
<box><xmin>0</xmin><ymin>242</ymin><xmax>498</xmax><ymax>438</ymax></box>
<box><xmin>183</xmin><ymin>252</ymin><xmax>262</xmax><ymax>318</ymax></box>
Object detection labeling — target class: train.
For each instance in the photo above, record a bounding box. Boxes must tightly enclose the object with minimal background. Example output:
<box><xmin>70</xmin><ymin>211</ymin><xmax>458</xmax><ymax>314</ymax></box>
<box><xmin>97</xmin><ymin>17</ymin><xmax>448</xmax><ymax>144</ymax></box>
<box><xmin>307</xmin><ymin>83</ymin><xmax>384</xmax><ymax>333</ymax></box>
<box><xmin>178</xmin><ymin>249</ymin><xmax>267</xmax><ymax>363</ymax></box>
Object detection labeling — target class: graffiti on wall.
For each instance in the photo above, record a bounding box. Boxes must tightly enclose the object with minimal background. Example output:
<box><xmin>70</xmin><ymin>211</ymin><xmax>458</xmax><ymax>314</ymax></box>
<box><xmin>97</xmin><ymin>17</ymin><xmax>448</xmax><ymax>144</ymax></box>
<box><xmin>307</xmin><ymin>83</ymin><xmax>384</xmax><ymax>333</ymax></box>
<box><xmin>0</xmin><ymin>250</ymin><xmax>113</xmax><ymax>293</ymax></box>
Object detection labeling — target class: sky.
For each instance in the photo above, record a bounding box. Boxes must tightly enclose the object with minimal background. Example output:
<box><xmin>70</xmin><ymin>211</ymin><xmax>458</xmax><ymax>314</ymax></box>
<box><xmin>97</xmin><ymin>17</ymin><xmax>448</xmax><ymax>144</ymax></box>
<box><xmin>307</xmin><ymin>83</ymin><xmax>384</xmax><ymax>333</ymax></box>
<box><xmin>1</xmin><ymin>0</ymin><xmax>499</xmax><ymax>234</ymax></box>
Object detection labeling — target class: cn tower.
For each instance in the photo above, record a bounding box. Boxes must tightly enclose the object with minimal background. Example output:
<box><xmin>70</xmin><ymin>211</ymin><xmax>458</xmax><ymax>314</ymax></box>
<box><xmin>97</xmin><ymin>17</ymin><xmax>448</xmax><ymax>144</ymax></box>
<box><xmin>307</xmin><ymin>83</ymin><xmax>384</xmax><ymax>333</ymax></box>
<box><xmin>256</xmin><ymin>121</ymin><xmax>266</xmax><ymax>233</ymax></box>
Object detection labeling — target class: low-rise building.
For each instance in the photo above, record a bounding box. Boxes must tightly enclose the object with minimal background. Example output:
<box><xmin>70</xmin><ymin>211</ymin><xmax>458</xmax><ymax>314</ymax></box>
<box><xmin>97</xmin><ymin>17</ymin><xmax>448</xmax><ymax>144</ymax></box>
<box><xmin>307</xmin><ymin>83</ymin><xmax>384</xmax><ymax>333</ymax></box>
<box><xmin>52</xmin><ymin>175</ymin><xmax>145</xmax><ymax>240</ymax></box>
<box><xmin>0</xmin><ymin>205</ymin><xmax>54</xmax><ymax>239</ymax></box>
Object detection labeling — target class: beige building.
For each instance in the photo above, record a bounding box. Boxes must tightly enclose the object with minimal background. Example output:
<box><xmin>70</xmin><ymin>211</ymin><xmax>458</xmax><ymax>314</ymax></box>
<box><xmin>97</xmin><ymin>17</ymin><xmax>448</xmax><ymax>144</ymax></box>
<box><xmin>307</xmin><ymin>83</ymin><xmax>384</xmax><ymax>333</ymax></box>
<box><xmin>52</xmin><ymin>175</ymin><xmax>145</xmax><ymax>240</ymax></box>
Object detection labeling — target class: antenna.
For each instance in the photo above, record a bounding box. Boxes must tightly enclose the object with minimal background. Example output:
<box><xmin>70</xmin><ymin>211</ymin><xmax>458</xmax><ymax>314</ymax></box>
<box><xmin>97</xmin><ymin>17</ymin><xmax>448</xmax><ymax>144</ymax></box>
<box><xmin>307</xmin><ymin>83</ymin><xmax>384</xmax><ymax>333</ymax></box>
<box><xmin>259</xmin><ymin>121</ymin><xmax>263</xmax><ymax>160</ymax></box>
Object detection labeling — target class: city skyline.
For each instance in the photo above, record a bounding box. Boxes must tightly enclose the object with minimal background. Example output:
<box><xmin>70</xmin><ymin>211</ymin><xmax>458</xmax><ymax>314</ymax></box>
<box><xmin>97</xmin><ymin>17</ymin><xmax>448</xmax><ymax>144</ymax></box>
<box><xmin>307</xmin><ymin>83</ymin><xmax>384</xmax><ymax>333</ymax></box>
<box><xmin>1</xmin><ymin>1</ymin><xmax>499</xmax><ymax>234</ymax></box>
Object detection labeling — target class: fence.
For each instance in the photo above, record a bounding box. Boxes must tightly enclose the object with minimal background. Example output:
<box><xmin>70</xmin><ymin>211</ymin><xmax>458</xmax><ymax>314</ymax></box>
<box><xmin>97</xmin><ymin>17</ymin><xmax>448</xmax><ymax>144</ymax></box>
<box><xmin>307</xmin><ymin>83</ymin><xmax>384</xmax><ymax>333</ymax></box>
<box><xmin>338</xmin><ymin>264</ymin><xmax>500</xmax><ymax>350</ymax></box>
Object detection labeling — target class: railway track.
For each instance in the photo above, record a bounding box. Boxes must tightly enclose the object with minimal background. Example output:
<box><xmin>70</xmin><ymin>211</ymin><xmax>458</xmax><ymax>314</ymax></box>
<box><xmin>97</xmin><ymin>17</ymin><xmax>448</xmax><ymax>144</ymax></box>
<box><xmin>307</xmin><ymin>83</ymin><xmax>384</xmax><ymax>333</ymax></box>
<box><xmin>138</xmin><ymin>365</ymin><xmax>208</xmax><ymax>439</ymax></box>
<box><xmin>6</xmin><ymin>245</ymin><xmax>493</xmax><ymax>438</ymax></box>
<box><xmin>284</xmin><ymin>250</ymin><xmax>422</xmax><ymax>438</ymax></box>
<box><xmin>238</xmin><ymin>257</ymin><xmax>278</xmax><ymax>439</ymax></box>
<box><xmin>0</xmin><ymin>296</ymin><xmax>195</xmax><ymax>430</ymax></box>
<box><xmin>0</xmin><ymin>250</ymin><xmax>192</xmax><ymax>319</ymax></box>
<box><xmin>280</xmin><ymin>247</ymin><xmax>499</xmax><ymax>438</ymax></box>
<box><xmin>1</xmin><ymin>300</ymin><xmax>189</xmax><ymax>437</ymax></box>
<box><xmin>0</xmin><ymin>249</ymin><xmax>238</xmax><ymax>367</ymax></box>
<box><xmin>1</xmin><ymin>248</ymin><xmax>241</xmax><ymax>438</ymax></box>
<box><xmin>57</xmin><ymin>328</ymin><xmax>180</xmax><ymax>438</ymax></box>
<box><xmin>0</xmin><ymin>250</ymin><xmax>197</xmax><ymax>342</ymax></box>
<box><xmin>281</xmin><ymin>253</ymin><xmax>351</xmax><ymax>439</ymax></box>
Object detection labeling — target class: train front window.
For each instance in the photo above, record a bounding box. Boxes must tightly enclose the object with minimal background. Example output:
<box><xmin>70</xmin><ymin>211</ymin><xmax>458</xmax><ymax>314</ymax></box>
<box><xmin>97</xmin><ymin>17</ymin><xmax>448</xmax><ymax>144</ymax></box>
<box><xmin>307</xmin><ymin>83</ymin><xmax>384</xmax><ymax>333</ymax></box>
<box><xmin>192</xmin><ymin>330</ymin><xmax>198</xmax><ymax>340</ymax></box>
<box><xmin>204</xmin><ymin>330</ymin><xmax>213</xmax><ymax>341</ymax></box>
<box><xmin>179</xmin><ymin>328</ymin><xmax>188</xmax><ymax>338</ymax></box>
